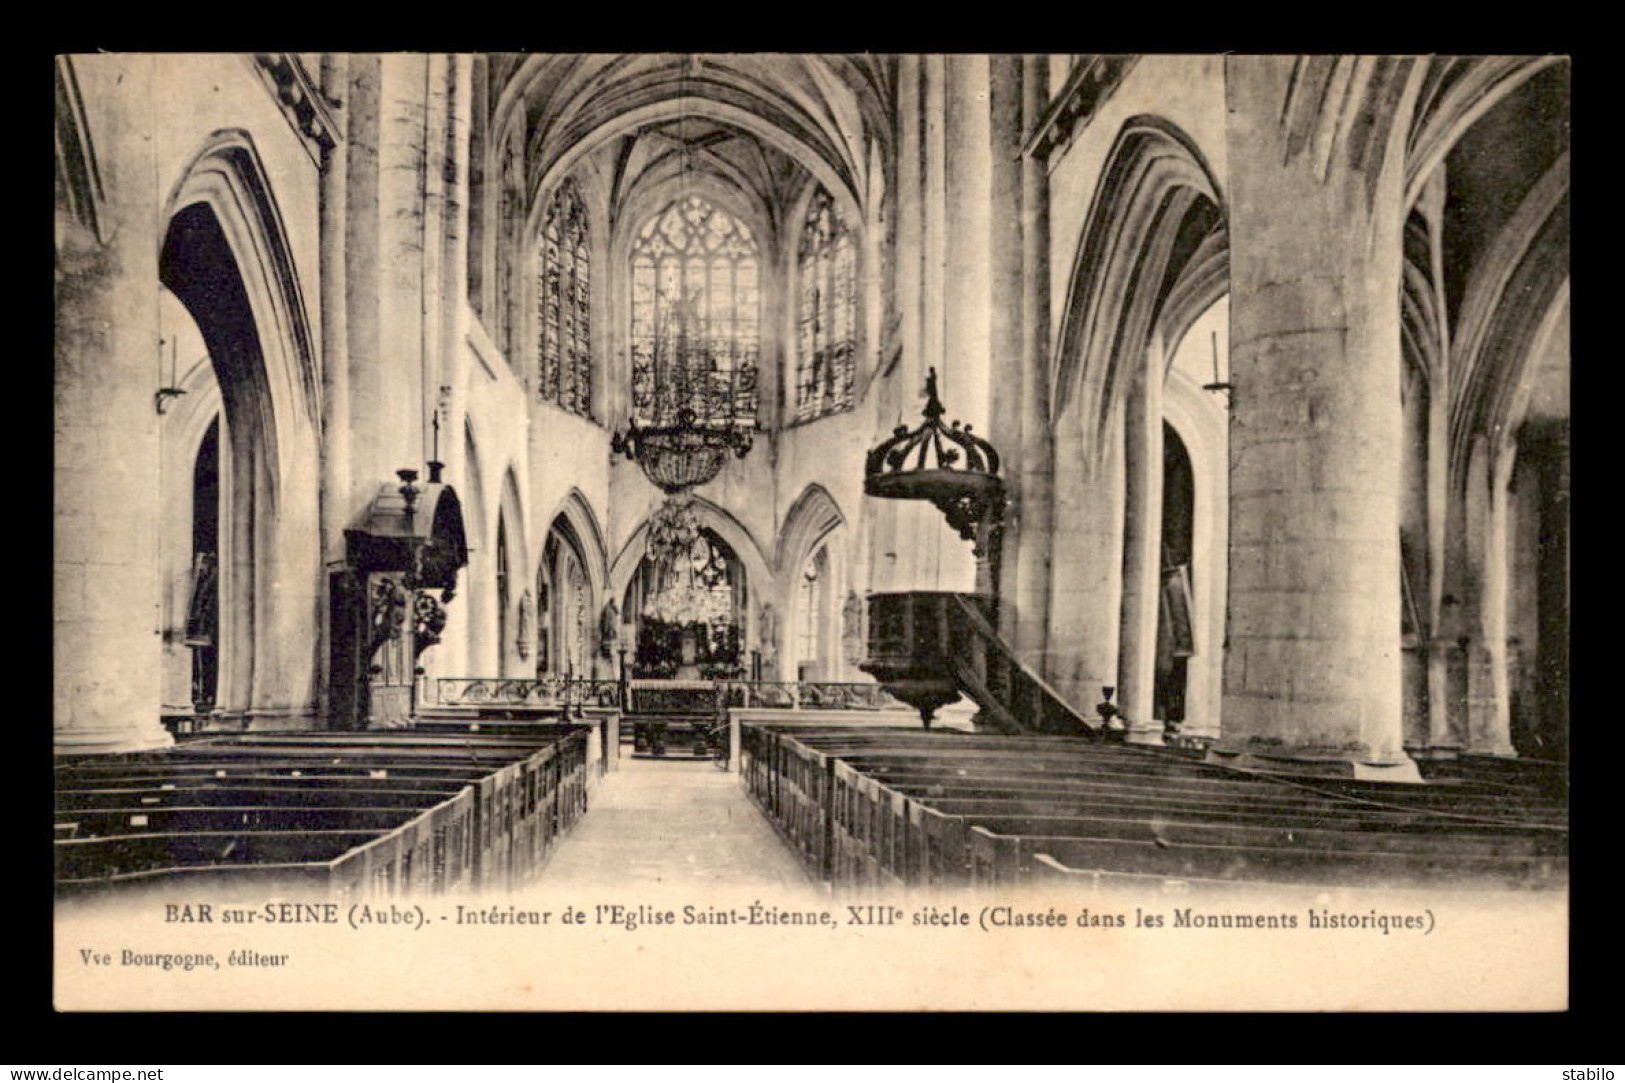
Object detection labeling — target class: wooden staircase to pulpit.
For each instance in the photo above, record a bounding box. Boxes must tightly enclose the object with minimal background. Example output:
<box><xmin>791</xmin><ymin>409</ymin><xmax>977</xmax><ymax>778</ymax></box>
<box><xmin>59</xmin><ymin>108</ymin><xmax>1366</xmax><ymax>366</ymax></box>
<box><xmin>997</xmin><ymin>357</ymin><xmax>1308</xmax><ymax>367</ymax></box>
<box><xmin>945</xmin><ymin>594</ymin><xmax>1104</xmax><ymax>738</ymax></box>
<box><xmin>860</xmin><ymin>591</ymin><xmax>1104</xmax><ymax>740</ymax></box>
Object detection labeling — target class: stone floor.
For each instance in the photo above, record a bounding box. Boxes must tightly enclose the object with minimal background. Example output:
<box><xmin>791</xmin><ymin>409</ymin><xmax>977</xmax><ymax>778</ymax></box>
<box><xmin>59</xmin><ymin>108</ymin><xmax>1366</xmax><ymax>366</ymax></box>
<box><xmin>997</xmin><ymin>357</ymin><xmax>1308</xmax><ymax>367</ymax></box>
<box><xmin>535</xmin><ymin>756</ymin><xmax>813</xmax><ymax>889</ymax></box>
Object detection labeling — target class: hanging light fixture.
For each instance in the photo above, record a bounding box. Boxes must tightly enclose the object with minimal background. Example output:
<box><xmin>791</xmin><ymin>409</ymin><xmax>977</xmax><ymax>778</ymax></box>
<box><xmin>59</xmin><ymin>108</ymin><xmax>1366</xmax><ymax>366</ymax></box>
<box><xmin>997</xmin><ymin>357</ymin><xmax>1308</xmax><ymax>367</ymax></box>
<box><xmin>611</xmin><ymin>405</ymin><xmax>753</xmax><ymax>494</ymax></box>
<box><xmin>643</xmin><ymin>490</ymin><xmax>701</xmax><ymax>574</ymax></box>
<box><xmin>612</xmin><ymin>53</ymin><xmax>754</xmax><ymax>503</ymax></box>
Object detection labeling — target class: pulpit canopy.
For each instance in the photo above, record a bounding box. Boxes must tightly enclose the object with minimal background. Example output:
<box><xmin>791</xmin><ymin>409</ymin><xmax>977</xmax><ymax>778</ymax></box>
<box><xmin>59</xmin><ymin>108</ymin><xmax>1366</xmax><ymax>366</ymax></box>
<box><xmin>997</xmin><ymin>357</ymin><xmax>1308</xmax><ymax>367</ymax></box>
<box><xmin>345</xmin><ymin>474</ymin><xmax>469</xmax><ymax>590</ymax></box>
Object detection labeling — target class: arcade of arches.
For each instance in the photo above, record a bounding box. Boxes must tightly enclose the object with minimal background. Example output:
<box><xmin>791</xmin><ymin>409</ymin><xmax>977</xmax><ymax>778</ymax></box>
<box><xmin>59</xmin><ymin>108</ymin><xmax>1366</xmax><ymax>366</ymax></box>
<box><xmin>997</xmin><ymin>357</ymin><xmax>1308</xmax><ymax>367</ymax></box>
<box><xmin>56</xmin><ymin>54</ymin><xmax>1569</xmax><ymax>780</ymax></box>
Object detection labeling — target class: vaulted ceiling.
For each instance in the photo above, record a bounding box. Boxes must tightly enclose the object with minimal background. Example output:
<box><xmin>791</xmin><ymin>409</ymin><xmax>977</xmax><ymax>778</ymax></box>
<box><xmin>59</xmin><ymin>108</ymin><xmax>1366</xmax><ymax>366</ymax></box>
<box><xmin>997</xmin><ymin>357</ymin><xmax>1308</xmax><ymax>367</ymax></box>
<box><xmin>492</xmin><ymin>53</ymin><xmax>894</xmax><ymax>229</ymax></box>
<box><xmin>593</xmin><ymin>116</ymin><xmax>809</xmax><ymax>242</ymax></box>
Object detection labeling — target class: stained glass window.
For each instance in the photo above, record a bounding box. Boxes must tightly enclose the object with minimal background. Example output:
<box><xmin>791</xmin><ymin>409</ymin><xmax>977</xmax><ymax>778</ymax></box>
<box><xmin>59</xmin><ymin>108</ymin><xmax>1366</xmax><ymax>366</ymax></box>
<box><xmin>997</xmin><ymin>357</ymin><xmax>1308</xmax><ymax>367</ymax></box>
<box><xmin>794</xmin><ymin>187</ymin><xmax>857</xmax><ymax>423</ymax></box>
<box><xmin>538</xmin><ymin>180</ymin><xmax>593</xmax><ymax>418</ymax></box>
<box><xmin>630</xmin><ymin>195</ymin><xmax>759</xmax><ymax>427</ymax></box>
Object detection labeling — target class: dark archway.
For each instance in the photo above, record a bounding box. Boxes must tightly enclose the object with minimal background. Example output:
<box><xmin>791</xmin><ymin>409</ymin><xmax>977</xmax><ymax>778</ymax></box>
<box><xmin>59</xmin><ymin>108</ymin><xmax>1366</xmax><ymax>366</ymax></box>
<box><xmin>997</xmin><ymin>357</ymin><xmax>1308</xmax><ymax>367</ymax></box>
<box><xmin>184</xmin><ymin>416</ymin><xmax>221</xmax><ymax>715</ymax></box>
<box><xmin>538</xmin><ymin>514</ymin><xmax>596</xmax><ymax>680</ymax></box>
<box><xmin>1154</xmin><ymin>422</ymin><xmax>1196</xmax><ymax>724</ymax></box>
<box><xmin>158</xmin><ymin>133</ymin><xmax>322</xmax><ymax>728</ymax></box>
<box><xmin>160</xmin><ymin>202</ymin><xmax>272</xmax><ymax>723</ymax></box>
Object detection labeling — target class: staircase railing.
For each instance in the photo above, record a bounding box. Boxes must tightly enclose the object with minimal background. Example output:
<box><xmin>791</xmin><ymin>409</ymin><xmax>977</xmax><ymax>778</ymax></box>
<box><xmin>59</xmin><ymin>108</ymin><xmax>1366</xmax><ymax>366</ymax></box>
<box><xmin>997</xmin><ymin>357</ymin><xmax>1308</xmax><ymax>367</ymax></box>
<box><xmin>947</xmin><ymin>594</ymin><xmax>1100</xmax><ymax>738</ymax></box>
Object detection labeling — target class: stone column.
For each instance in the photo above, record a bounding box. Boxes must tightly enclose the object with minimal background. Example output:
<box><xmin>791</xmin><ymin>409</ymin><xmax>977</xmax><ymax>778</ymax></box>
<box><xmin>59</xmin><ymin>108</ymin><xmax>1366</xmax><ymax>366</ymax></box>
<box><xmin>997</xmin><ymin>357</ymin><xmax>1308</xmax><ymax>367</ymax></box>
<box><xmin>985</xmin><ymin>54</ymin><xmax>1023</xmax><ymax>621</ymax></box>
<box><xmin>54</xmin><ymin>55</ymin><xmax>172</xmax><ymax>754</ymax></box>
<box><xmin>378</xmin><ymin>54</ymin><xmax>429</xmax><ymax>475</ymax></box>
<box><xmin>1011</xmin><ymin>54</ymin><xmax>1053</xmax><ymax>670</ymax></box>
<box><xmin>345</xmin><ymin>55</ymin><xmax>388</xmax><ymax>495</ymax></box>
<box><xmin>940</xmin><ymin>54</ymin><xmax>990</xmax><ymax>596</ymax></box>
<box><xmin>1048</xmin><ymin>406</ymin><xmax>1125</xmax><ymax>714</ymax></box>
<box><xmin>944</xmin><ymin>54</ymin><xmax>992</xmax><ymax>436</ymax></box>
<box><xmin>869</xmin><ymin>55</ymin><xmax>922</xmax><ymax>598</ymax></box>
<box><xmin>436</xmin><ymin>53</ymin><xmax>475</xmax><ymax>681</ymax></box>
<box><xmin>1214</xmin><ymin>57</ymin><xmax>1420</xmax><ymax>780</ymax></box>
<box><xmin>317</xmin><ymin>55</ymin><xmax>352</xmax><ymax>722</ymax></box>
<box><xmin>878</xmin><ymin>54</ymin><xmax>974</xmax><ymax>597</ymax></box>
<box><xmin>1463</xmin><ymin>437</ymin><xmax>1515</xmax><ymax>756</ymax></box>
<box><xmin>910</xmin><ymin>54</ymin><xmax>972</xmax><ymax>594</ymax></box>
<box><xmin>419</xmin><ymin>54</ymin><xmax>448</xmax><ymax>465</ymax></box>
<box><xmin>1117</xmin><ymin>344</ymin><xmax>1165</xmax><ymax>744</ymax></box>
<box><xmin>1422</xmin><ymin>170</ymin><xmax>1457</xmax><ymax>757</ymax></box>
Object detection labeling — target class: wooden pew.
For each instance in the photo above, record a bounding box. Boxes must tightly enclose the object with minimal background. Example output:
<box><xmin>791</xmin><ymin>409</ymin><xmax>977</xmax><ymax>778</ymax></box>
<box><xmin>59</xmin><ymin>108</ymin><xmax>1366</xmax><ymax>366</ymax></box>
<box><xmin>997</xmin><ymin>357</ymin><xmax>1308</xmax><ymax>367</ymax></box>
<box><xmin>55</xmin><ymin>729</ymin><xmax>591</xmax><ymax>898</ymax></box>
<box><xmin>968</xmin><ymin>826</ymin><xmax>1568</xmax><ymax>891</ymax></box>
<box><xmin>741</xmin><ymin>722</ymin><xmax>1568</xmax><ymax>893</ymax></box>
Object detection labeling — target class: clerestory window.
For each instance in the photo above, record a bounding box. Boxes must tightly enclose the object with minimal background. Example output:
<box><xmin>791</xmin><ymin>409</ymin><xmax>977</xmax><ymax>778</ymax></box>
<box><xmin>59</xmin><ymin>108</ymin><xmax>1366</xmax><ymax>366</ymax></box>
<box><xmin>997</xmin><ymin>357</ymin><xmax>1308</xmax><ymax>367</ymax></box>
<box><xmin>537</xmin><ymin>180</ymin><xmax>593</xmax><ymax>419</ymax></box>
<box><xmin>794</xmin><ymin>187</ymin><xmax>857</xmax><ymax>423</ymax></box>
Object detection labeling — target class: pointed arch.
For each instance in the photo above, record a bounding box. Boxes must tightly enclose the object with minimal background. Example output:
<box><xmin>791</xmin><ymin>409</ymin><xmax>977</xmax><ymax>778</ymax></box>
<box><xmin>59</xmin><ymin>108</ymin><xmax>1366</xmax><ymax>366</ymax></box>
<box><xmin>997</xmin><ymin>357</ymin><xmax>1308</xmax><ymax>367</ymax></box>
<box><xmin>538</xmin><ymin>487</ymin><xmax>610</xmax><ymax>594</ymax></box>
<box><xmin>775</xmin><ymin>483</ymin><xmax>846</xmax><ymax>575</ymax></box>
<box><xmin>164</xmin><ymin>130</ymin><xmax>320</xmax><ymax>465</ymax></box>
<box><xmin>776</xmin><ymin>483</ymin><xmax>849</xmax><ymax>682</ymax></box>
<box><xmin>1405</xmin><ymin>56</ymin><xmax>1567</xmax><ymax>210</ymax></box>
<box><xmin>461</xmin><ymin>419</ymin><xmax>489</xmax><ymax>551</ymax></box>
<box><xmin>608</xmin><ymin>494</ymin><xmax>773</xmax><ymax>612</ymax></box>
<box><xmin>498</xmin><ymin>465</ymin><xmax>530</xmax><ymax>577</ymax></box>
<box><xmin>1449</xmin><ymin>154</ymin><xmax>1570</xmax><ymax>488</ymax></box>
<box><xmin>157</xmin><ymin>128</ymin><xmax>323</xmax><ymax>723</ymax></box>
<box><xmin>54</xmin><ymin>57</ymin><xmax>106</xmax><ymax>242</ymax></box>
<box><xmin>1052</xmin><ymin>116</ymin><xmax>1225</xmax><ymax>460</ymax></box>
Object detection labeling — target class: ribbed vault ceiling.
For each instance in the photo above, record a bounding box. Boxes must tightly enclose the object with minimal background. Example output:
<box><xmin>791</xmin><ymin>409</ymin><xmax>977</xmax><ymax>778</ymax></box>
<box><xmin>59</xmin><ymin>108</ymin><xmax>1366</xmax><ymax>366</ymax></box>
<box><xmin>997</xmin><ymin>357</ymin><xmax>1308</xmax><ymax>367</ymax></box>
<box><xmin>494</xmin><ymin>53</ymin><xmax>893</xmax><ymax>219</ymax></box>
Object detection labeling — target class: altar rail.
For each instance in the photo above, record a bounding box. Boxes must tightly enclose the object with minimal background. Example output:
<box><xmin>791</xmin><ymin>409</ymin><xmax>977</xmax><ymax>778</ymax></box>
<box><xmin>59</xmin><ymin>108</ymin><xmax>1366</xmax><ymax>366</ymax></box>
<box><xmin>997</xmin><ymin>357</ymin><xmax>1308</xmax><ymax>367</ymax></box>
<box><xmin>434</xmin><ymin>676</ymin><xmax>903</xmax><ymax>715</ymax></box>
<box><xmin>433</xmin><ymin>677</ymin><xmax>622</xmax><ymax>711</ymax></box>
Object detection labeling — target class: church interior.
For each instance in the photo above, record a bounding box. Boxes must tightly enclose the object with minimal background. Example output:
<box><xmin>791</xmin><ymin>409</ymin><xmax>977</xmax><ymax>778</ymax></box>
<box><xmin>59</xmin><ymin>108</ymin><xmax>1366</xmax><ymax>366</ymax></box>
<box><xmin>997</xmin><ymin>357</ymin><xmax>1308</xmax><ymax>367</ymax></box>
<box><xmin>54</xmin><ymin>53</ymin><xmax>1569</xmax><ymax>897</ymax></box>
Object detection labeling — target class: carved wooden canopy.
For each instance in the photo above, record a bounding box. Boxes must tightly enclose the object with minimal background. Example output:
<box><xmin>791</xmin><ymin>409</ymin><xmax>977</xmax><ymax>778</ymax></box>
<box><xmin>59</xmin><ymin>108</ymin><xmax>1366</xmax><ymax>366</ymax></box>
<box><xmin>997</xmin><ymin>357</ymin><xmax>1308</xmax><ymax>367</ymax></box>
<box><xmin>345</xmin><ymin>480</ymin><xmax>469</xmax><ymax>592</ymax></box>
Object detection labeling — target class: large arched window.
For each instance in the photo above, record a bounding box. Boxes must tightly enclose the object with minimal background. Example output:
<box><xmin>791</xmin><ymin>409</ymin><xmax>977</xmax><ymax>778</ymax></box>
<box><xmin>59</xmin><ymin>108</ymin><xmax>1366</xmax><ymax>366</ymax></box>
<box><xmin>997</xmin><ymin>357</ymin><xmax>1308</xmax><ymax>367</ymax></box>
<box><xmin>794</xmin><ymin>187</ymin><xmax>857</xmax><ymax>423</ymax></box>
<box><xmin>630</xmin><ymin>195</ymin><xmax>759</xmax><ymax>426</ymax></box>
<box><xmin>538</xmin><ymin>180</ymin><xmax>593</xmax><ymax>418</ymax></box>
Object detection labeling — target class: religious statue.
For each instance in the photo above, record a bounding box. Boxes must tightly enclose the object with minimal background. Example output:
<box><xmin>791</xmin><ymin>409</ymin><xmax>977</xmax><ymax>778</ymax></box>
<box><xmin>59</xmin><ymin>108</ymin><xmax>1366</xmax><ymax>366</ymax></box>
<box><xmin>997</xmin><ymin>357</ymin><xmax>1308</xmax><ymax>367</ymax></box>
<box><xmin>600</xmin><ymin>599</ymin><xmax>619</xmax><ymax>657</ymax></box>
<box><xmin>516</xmin><ymin>589</ymin><xmax>533</xmax><ymax>660</ymax></box>
<box><xmin>758</xmin><ymin>602</ymin><xmax>778</xmax><ymax>678</ymax></box>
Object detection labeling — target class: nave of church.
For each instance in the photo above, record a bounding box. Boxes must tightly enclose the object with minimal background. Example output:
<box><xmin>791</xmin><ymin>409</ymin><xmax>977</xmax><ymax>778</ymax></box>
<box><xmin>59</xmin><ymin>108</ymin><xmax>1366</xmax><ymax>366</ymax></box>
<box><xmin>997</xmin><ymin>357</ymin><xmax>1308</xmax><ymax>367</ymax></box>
<box><xmin>54</xmin><ymin>53</ymin><xmax>1569</xmax><ymax>899</ymax></box>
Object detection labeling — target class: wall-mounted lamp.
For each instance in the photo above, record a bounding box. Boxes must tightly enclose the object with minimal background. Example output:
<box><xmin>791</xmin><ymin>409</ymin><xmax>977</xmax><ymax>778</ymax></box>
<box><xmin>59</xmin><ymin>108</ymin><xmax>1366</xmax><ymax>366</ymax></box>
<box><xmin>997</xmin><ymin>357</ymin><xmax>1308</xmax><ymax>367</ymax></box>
<box><xmin>154</xmin><ymin>336</ymin><xmax>187</xmax><ymax>414</ymax></box>
<box><xmin>1201</xmin><ymin>329</ymin><xmax>1232</xmax><ymax>401</ymax></box>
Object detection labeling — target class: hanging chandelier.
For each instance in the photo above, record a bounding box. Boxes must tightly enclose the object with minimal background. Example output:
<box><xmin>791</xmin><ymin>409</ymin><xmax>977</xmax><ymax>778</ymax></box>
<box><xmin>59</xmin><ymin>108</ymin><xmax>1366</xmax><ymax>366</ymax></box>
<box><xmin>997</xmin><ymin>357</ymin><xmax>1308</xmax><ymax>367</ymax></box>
<box><xmin>612</xmin><ymin>83</ymin><xmax>757</xmax><ymax>497</ymax></box>
<box><xmin>612</xmin><ymin>406</ymin><xmax>753</xmax><ymax>494</ymax></box>
<box><xmin>644</xmin><ymin>492</ymin><xmax>701</xmax><ymax>573</ymax></box>
<box><xmin>611</xmin><ymin>237</ymin><xmax>755</xmax><ymax>494</ymax></box>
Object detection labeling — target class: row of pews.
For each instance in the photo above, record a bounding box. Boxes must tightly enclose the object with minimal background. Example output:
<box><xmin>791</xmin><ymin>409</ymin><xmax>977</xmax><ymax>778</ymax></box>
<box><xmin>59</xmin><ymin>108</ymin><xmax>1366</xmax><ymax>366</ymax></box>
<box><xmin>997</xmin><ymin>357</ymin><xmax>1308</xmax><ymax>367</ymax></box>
<box><xmin>741</xmin><ymin>724</ymin><xmax>1568</xmax><ymax>893</ymax></box>
<box><xmin>55</xmin><ymin>727</ymin><xmax>596</xmax><ymax>898</ymax></box>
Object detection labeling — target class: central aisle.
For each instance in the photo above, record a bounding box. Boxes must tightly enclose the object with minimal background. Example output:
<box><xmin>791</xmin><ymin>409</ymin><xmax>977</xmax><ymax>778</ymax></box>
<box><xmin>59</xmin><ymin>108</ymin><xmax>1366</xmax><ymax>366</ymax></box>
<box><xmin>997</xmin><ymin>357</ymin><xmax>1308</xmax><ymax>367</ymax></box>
<box><xmin>537</xmin><ymin>757</ymin><xmax>813</xmax><ymax>889</ymax></box>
